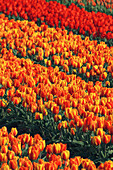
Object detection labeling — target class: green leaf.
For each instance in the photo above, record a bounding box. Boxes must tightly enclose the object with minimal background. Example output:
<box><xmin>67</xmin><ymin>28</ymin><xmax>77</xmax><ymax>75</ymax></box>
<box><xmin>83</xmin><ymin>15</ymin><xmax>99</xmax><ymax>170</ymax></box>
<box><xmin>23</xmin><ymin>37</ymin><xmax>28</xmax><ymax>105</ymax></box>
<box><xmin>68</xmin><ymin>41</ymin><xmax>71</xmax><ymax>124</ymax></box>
<box><xmin>101</xmin><ymin>151</ymin><xmax>105</xmax><ymax>158</ymax></box>
<box><xmin>108</xmin><ymin>150</ymin><xmax>113</xmax><ymax>155</ymax></box>
<box><xmin>72</xmin><ymin>139</ymin><xmax>84</xmax><ymax>146</ymax></box>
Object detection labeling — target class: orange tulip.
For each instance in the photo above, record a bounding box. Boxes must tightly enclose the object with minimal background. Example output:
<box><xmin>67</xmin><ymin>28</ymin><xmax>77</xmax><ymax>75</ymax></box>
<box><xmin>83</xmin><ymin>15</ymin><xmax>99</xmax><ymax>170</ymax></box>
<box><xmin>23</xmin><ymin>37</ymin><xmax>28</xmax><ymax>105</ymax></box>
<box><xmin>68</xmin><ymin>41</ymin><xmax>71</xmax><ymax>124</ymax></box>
<box><xmin>30</xmin><ymin>102</ymin><xmax>38</xmax><ymax>113</ymax></box>
<box><xmin>102</xmin><ymin>134</ymin><xmax>111</xmax><ymax>144</ymax></box>
<box><xmin>11</xmin><ymin>128</ymin><xmax>18</xmax><ymax>136</ymax></box>
<box><xmin>0</xmin><ymin>99</ymin><xmax>9</xmax><ymax>107</ymax></box>
<box><xmin>86</xmin><ymin>63</ymin><xmax>91</xmax><ymax>70</ymax></box>
<box><xmin>7</xmin><ymin>150</ymin><xmax>15</xmax><ymax>160</ymax></box>
<box><xmin>11</xmin><ymin>97</ymin><xmax>21</xmax><ymax>105</ymax></box>
<box><xmin>9</xmin><ymin>159</ymin><xmax>18</xmax><ymax>169</ymax></box>
<box><xmin>1</xmin><ymin>145</ymin><xmax>8</xmax><ymax>154</ymax></box>
<box><xmin>71</xmin><ymin>165</ymin><xmax>79</xmax><ymax>170</ymax></box>
<box><xmin>0</xmin><ymin>88</ymin><xmax>5</xmax><ymax>97</ymax></box>
<box><xmin>21</xmin><ymin>134</ymin><xmax>30</xmax><ymax>144</ymax></box>
<box><xmin>28</xmin><ymin>147</ymin><xmax>40</xmax><ymax>160</ymax></box>
<box><xmin>53</xmin><ymin>143</ymin><xmax>61</xmax><ymax>154</ymax></box>
<box><xmin>47</xmin><ymin>60</ymin><xmax>51</xmax><ymax>67</ymax></box>
<box><xmin>54</xmin><ymin>115</ymin><xmax>62</xmax><ymax>122</ymax></box>
<box><xmin>70</xmin><ymin>156</ymin><xmax>81</xmax><ymax>168</ymax></box>
<box><xmin>96</xmin><ymin>128</ymin><xmax>105</xmax><ymax>139</ymax></box>
<box><xmin>89</xmin><ymin>120</ymin><xmax>97</xmax><ymax>132</ymax></box>
<box><xmin>91</xmin><ymin>136</ymin><xmax>101</xmax><ymax>146</ymax></box>
<box><xmin>0</xmin><ymin>153</ymin><xmax>7</xmax><ymax>163</ymax></box>
<box><xmin>61</xmin><ymin>150</ymin><xmax>70</xmax><ymax>160</ymax></box>
<box><xmin>0</xmin><ymin>163</ymin><xmax>10</xmax><ymax>170</ymax></box>
<box><xmin>62</xmin><ymin>121</ymin><xmax>68</xmax><ymax>129</ymax></box>
<box><xmin>35</xmin><ymin>112</ymin><xmax>43</xmax><ymax>120</ymax></box>
<box><xmin>86</xmin><ymin>72</ymin><xmax>90</xmax><ymax>78</ymax></box>
<box><xmin>77</xmin><ymin>119</ymin><xmax>83</xmax><ymax>128</ymax></box>
<box><xmin>63</xmin><ymin>64</ymin><xmax>69</xmax><ymax>73</ymax></box>
<box><xmin>45</xmin><ymin>162</ymin><xmax>57</xmax><ymax>170</ymax></box>
<box><xmin>28</xmin><ymin>136</ymin><xmax>34</xmax><ymax>146</ymax></box>
<box><xmin>52</xmin><ymin>105</ymin><xmax>59</xmax><ymax>114</ymax></box>
<box><xmin>81</xmin><ymin>67</ymin><xmax>86</xmax><ymax>74</ymax></box>
<box><xmin>97</xmin><ymin>115</ymin><xmax>105</xmax><ymax>127</ymax></box>
<box><xmin>70</xmin><ymin>128</ymin><xmax>76</xmax><ymax>135</ymax></box>
<box><xmin>87</xmin><ymin>161</ymin><xmax>96</xmax><ymax>170</ymax></box>
<box><xmin>46</xmin><ymin>144</ymin><xmax>53</xmax><ymax>154</ymax></box>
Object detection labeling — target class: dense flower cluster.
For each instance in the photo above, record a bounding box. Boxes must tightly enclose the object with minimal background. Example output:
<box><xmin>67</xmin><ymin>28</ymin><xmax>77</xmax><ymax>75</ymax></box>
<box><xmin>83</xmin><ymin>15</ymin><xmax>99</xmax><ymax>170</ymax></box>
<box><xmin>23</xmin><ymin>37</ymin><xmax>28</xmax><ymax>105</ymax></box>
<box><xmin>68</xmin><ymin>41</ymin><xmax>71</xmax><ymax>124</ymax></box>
<box><xmin>0</xmin><ymin>0</ymin><xmax>113</xmax><ymax>39</ymax></box>
<box><xmin>75</xmin><ymin>0</ymin><xmax>113</xmax><ymax>10</ymax></box>
<box><xmin>0</xmin><ymin>14</ymin><xmax>113</xmax><ymax>151</ymax></box>
<box><xmin>0</xmin><ymin>126</ymin><xmax>113</xmax><ymax>169</ymax></box>
<box><xmin>0</xmin><ymin>14</ymin><xmax>112</xmax><ymax>85</ymax></box>
<box><xmin>0</xmin><ymin>45</ymin><xmax>113</xmax><ymax>146</ymax></box>
<box><xmin>0</xmin><ymin>0</ymin><xmax>113</xmax><ymax>168</ymax></box>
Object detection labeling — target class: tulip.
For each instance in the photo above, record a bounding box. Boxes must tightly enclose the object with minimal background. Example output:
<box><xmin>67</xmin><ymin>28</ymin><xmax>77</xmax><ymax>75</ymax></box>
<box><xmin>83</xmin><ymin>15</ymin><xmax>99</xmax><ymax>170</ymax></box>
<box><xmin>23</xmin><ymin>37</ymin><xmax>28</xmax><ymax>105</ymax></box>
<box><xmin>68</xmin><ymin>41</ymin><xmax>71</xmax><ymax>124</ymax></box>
<box><xmin>45</xmin><ymin>162</ymin><xmax>57</xmax><ymax>170</ymax></box>
<box><xmin>35</xmin><ymin>112</ymin><xmax>43</xmax><ymax>120</ymax></box>
<box><xmin>62</xmin><ymin>121</ymin><xmax>68</xmax><ymax>129</ymax></box>
<box><xmin>91</xmin><ymin>136</ymin><xmax>101</xmax><ymax>146</ymax></box>
<box><xmin>28</xmin><ymin>136</ymin><xmax>34</xmax><ymax>146</ymax></box>
<box><xmin>108</xmin><ymin>125</ymin><xmax>113</xmax><ymax>135</ymax></box>
<box><xmin>11</xmin><ymin>128</ymin><xmax>18</xmax><ymax>136</ymax></box>
<box><xmin>54</xmin><ymin>115</ymin><xmax>62</xmax><ymax>122</ymax></box>
<box><xmin>70</xmin><ymin>156</ymin><xmax>81</xmax><ymax>168</ymax></box>
<box><xmin>11</xmin><ymin>144</ymin><xmax>21</xmax><ymax>156</ymax></box>
<box><xmin>102</xmin><ymin>72</ymin><xmax>107</xmax><ymax>79</ymax></box>
<box><xmin>61</xmin><ymin>150</ymin><xmax>70</xmax><ymax>160</ymax></box>
<box><xmin>53</xmin><ymin>143</ymin><xmax>61</xmax><ymax>154</ymax></box>
<box><xmin>0</xmin><ymin>99</ymin><xmax>8</xmax><ymax>107</ymax></box>
<box><xmin>0</xmin><ymin>88</ymin><xmax>5</xmax><ymax>97</ymax></box>
<box><xmin>97</xmin><ymin>163</ymin><xmax>104</xmax><ymax>169</ymax></box>
<box><xmin>77</xmin><ymin>119</ymin><xmax>83</xmax><ymax>128</ymax></box>
<box><xmin>47</xmin><ymin>60</ymin><xmax>51</xmax><ymax>67</ymax></box>
<box><xmin>70</xmin><ymin>128</ymin><xmax>76</xmax><ymax>135</ymax></box>
<box><xmin>52</xmin><ymin>105</ymin><xmax>59</xmax><ymax>114</ymax></box>
<box><xmin>9</xmin><ymin>159</ymin><xmax>18</xmax><ymax>169</ymax></box>
<box><xmin>7</xmin><ymin>150</ymin><xmax>15</xmax><ymax>160</ymax></box>
<box><xmin>19</xmin><ymin>157</ymin><xmax>33</xmax><ymax>169</ymax></box>
<box><xmin>97</xmin><ymin>118</ymin><xmax>104</xmax><ymax>129</ymax></box>
<box><xmin>81</xmin><ymin>67</ymin><xmax>86</xmax><ymax>74</ymax></box>
<box><xmin>11</xmin><ymin>97</ymin><xmax>21</xmax><ymax>105</ymax></box>
<box><xmin>30</xmin><ymin>102</ymin><xmax>38</xmax><ymax>113</ymax></box>
<box><xmin>46</xmin><ymin>144</ymin><xmax>53</xmax><ymax>154</ymax></box>
<box><xmin>0</xmin><ymin>152</ymin><xmax>7</xmax><ymax>162</ymax></box>
<box><xmin>63</xmin><ymin>64</ymin><xmax>69</xmax><ymax>73</ymax></box>
<box><xmin>89</xmin><ymin>120</ymin><xmax>97</xmax><ymax>132</ymax></box>
<box><xmin>96</xmin><ymin>128</ymin><xmax>105</xmax><ymax>139</ymax></box>
<box><xmin>86</xmin><ymin>72</ymin><xmax>90</xmax><ymax>78</ymax></box>
<box><xmin>0</xmin><ymin>163</ymin><xmax>10</xmax><ymax>170</ymax></box>
<box><xmin>70</xmin><ymin>165</ymin><xmax>79</xmax><ymax>170</ymax></box>
<box><xmin>22</xmin><ymin>134</ymin><xmax>30</xmax><ymax>144</ymax></box>
<box><xmin>103</xmin><ymin>161</ymin><xmax>113</xmax><ymax>169</ymax></box>
<box><xmin>29</xmin><ymin>147</ymin><xmax>40</xmax><ymax>160</ymax></box>
<box><xmin>87</xmin><ymin>161</ymin><xmax>96</xmax><ymax>170</ymax></box>
<box><xmin>102</xmin><ymin>134</ymin><xmax>111</xmax><ymax>144</ymax></box>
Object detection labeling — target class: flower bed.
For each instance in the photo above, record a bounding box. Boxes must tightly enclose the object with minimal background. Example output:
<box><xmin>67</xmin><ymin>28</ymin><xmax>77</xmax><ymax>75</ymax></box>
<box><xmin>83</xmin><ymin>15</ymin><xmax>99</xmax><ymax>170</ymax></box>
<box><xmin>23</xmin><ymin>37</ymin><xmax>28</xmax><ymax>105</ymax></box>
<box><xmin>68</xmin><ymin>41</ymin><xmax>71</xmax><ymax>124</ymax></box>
<box><xmin>0</xmin><ymin>0</ymin><xmax>113</xmax><ymax>43</ymax></box>
<box><xmin>0</xmin><ymin>0</ymin><xmax>113</xmax><ymax>169</ymax></box>
<box><xmin>0</xmin><ymin>127</ymin><xmax>113</xmax><ymax>169</ymax></box>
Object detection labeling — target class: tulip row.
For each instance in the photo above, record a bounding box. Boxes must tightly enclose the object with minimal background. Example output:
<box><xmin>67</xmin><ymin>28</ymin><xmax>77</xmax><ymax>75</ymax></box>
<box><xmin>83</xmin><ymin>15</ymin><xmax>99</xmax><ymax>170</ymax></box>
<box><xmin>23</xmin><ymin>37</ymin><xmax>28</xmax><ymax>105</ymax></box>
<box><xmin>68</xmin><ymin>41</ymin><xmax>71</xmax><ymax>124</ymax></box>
<box><xmin>51</xmin><ymin>0</ymin><xmax>113</xmax><ymax>13</ymax></box>
<box><xmin>0</xmin><ymin>14</ymin><xmax>112</xmax><ymax>87</ymax></box>
<box><xmin>0</xmin><ymin>126</ymin><xmax>113</xmax><ymax>170</ymax></box>
<box><xmin>0</xmin><ymin>15</ymin><xmax>113</xmax><ymax>151</ymax></box>
<box><xmin>0</xmin><ymin>2</ymin><xmax>113</xmax><ymax>166</ymax></box>
<box><xmin>0</xmin><ymin>0</ymin><xmax>113</xmax><ymax>41</ymax></box>
<box><xmin>0</xmin><ymin>46</ymin><xmax>113</xmax><ymax>146</ymax></box>
<box><xmin>72</xmin><ymin>0</ymin><xmax>113</xmax><ymax>11</ymax></box>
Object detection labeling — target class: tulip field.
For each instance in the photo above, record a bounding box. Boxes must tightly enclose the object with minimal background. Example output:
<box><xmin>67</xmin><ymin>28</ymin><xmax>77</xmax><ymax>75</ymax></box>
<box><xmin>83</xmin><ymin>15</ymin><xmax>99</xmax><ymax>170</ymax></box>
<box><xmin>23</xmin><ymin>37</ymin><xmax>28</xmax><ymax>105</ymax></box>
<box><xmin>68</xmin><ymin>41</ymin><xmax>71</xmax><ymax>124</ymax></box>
<box><xmin>1</xmin><ymin>0</ymin><xmax>113</xmax><ymax>169</ymax></box>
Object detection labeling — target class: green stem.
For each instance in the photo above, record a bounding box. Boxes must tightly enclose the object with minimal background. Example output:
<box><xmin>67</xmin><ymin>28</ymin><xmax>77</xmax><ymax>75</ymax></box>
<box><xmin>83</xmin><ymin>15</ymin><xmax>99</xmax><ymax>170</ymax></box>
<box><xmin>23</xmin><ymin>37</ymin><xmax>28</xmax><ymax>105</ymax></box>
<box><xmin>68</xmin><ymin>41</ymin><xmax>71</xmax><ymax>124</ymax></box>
<box><xmin>104</xmin><ymin>144</ymin><xmax>106</xmax><ymax>158</ymax></box>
